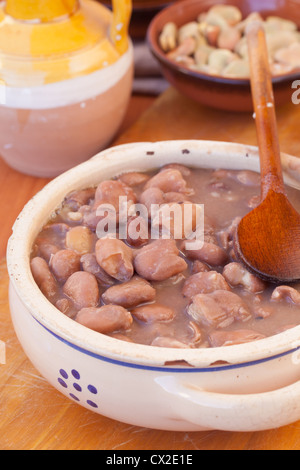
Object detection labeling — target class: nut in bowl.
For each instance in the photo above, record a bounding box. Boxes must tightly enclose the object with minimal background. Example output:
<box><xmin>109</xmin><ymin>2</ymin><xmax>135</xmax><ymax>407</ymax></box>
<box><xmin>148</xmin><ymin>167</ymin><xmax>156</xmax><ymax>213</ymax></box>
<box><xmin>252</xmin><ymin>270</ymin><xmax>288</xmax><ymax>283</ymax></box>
<box><xmin>147</xmin><ymin>0</ymin><xmax>300</xmax><ymax>111</ymax></box>
<box><xmin>7</xmin><ymin>140</ymin><xmax>300</xmax><ymax>432</ymax></box>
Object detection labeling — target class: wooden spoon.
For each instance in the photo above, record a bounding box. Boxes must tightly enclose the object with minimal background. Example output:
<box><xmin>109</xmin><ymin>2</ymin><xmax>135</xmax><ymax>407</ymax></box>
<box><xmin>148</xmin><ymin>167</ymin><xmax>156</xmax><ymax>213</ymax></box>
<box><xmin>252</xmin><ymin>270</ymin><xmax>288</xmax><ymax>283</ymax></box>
<box><xmin>234</xmin><ymin>21</ymin><xmax>300</xmax><ymax>283</ymax></box>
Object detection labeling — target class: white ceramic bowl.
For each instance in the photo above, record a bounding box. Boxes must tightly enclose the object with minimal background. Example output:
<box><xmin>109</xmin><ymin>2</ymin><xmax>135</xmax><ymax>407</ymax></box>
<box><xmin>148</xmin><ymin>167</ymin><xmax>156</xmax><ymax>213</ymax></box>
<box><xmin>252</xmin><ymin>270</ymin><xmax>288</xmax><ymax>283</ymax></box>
<box><xmin>7</xmin><ymin>140</ymin><xmax>300</xmax><ymax>432</ymax></box>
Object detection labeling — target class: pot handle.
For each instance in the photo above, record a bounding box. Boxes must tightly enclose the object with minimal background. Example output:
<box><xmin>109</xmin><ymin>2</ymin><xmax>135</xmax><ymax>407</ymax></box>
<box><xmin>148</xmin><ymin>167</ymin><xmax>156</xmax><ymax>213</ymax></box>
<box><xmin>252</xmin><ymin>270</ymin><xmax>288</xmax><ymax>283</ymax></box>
<box><xmin>157</xmin><ymin>376</ymin><xmax>300</xmax><ymax>432</ymax></box>
<box><xmin>111</xmin><ymin>0</ymin><xmax>132</xmax><ymax>55</ymax></box>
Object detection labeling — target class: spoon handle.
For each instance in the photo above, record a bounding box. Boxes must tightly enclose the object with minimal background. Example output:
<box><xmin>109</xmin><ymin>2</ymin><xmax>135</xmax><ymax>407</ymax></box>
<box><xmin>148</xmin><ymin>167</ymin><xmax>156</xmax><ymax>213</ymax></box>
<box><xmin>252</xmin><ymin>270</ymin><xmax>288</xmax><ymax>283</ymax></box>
<box><xmin>246</xmin><ymin>21</ymin><xmax>286</xmax><ymax>200</ymax></box>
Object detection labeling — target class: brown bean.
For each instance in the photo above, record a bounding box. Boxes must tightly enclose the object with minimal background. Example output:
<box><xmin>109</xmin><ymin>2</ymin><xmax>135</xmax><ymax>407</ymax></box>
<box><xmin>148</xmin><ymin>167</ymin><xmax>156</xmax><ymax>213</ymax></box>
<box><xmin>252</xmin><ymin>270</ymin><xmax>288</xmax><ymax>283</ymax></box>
<box><xmin>81</xmin><ymin>204</ymin><xmax>118</xmax><ymax>233</ymax></box>
<box><xmin>43</xmin><ymin>222</ymin><xmax>70</xmax><ymax>235</ymax></box>
<box><xmin>102</xmin><ymin>276</ymin><xmax>156</xmax><ymax>308</ymax></box>
<box><xmin>209</xmin><ymin>329</ymin><xmax>266</xmax><ymax>347</ymax></box>
<box><xmin>34</xmin><ymin>242</ymin><xmax>59</xmax><ymax>262</ymax></box>
<box><xmin>34</xmin><ymin>224</ymin><xmax>68</xmax><ymax>259</ymax></box>
<box><xmin>182</xmin><ymin>240</ymin><xmax>228</xmax><ymax>267</ymax></box>
<box><xmin>144</xmin><ymin>168</ymin><xmax>193</xmax><ymax>195</ymax></box>
<box><xmin>223</xmin><ymin>262</ymin><xmax>266</xmax><ymax>294</ymax></box>
<box><xmin>131</xmin><ymin>303</ymin><xmax>175</xmax><ymax>323</ymax></box>
<box><xmin>191</xmin><ymin>260</ymin><xmax>210</xmax><ymax>274</ymax></box>
<box><xmin>76</xmin><ymin>305</ymin><xmax>133</xmax><ymax>334</ymax></box>
<box><xmin>118</xmin><ymin>172</ymin><xmax>150</xmax><ymax>187</ymax></box>
<box><xmin>126</xmin><ymin>215</ymin><xmax>149</xmax><ymax>247</ymax></box>
<box><xmin>50</xmin><ymin>249</ymin><xmax>81</xmax><ymax>283</ymax></box>
<box><xmin>160</xmin><ymin>164</ymin><xmax>191</xmax><ymax>177</ymax></box>
<box><xmin>134</xmin><ymin>239</ymin><xmax>188</xmax><ymax>281</ymax></box>
<box><xmin>81</xmin><ymin>253</ymin><xmax>115</xmax><ymax>286</ymax></box>
<box><xmin>63</xmin><ymin>271</ymin><xmax>99</xmax><ymax>309</ymax></box>
<box><xmin>271</xmin><ymin>286</ymin><xmax>300</xmax><ymax>305</ymax></box>
<box><xmin>182</xmin><ymin>271</ymin><xmax>230</xmax><ymax>298</ymax></box>
<box><xmin>187</xmin><ymin>321</ymin><xmax>202</xmax><ymax>344</ymax></box>
<box><xmin>188</xmin><ymin>290</ymin><xmax>251</xmax><ymax>328</ymax></box>
<box><xmin>151</xmin><ymin>202</ymin><xmax>202</xmax><ymax>240</ymax></box>
<box><xmin>95</xmin><ymin>180</ymin><xmax>137</xmax><ymax>209</ymax></box>
<box><xmin>217</xmin><ymin>216</ymin><xmax>241</xmax><ymax>251</ymax></box>
<box><xmin>139</xmin><ymin>187</ymin><xmax>166</xmax><ymax>215</ymax></box>
<box><xmin>31</xmin><ymin>257</ymin><xmax>58</xmax><ymax>301</ymax></box>
<box><xmin>64</xmin><ymin>188</ymin><xmax>96</xmax><ymax>211</ymax></box>
<box><xmin>95</xmin><ymin>238</ymin><xmax>134</xmax><ymax>282</ymax></box>
<box><xmin>65</xmin><ymin>226</ymin><xmax>94</xmax><ymax>255</ymax></box>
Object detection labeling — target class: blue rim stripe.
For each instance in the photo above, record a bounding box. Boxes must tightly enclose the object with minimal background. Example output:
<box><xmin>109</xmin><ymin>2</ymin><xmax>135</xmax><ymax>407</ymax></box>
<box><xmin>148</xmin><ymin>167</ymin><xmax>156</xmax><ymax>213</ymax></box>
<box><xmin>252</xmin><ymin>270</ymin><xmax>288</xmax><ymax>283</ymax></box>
<box><xmin>34</xmin><ymin>317</ymin><xmax>299</xmax><ymax>373</ymax></box>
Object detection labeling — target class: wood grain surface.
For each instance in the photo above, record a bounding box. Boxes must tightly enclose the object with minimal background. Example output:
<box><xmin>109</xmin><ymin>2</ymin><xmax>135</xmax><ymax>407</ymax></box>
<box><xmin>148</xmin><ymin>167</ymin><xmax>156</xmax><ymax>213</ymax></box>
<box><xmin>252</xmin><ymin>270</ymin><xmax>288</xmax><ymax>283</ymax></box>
<box><xmin>1</xmin><ymin>88</ymin><xmax>300</xmax><ymax>450</ymax></box>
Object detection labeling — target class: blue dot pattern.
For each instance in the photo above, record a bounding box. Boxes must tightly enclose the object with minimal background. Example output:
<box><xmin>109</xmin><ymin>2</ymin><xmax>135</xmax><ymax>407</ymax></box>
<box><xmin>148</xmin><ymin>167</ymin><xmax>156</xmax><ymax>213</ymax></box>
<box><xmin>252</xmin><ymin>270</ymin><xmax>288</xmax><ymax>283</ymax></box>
<box><xmin>88</xmin><ymin>384</ymin><xmax>97</xmax><ymax>395</ymax></box>
<box><xmin>73</xmin><ymin>383</ymin><xmax>82</xmax><ymax>392</ymax></box>
<box><xmin>72</xmin><ymin>369</ymin><xmax>80</xmax><ymax>380</ymax></box>
<box><xmin>58</xmin><ymin>369</ymin><xmax>99</xmax><ymax>409</ymax></box>
<box><xmin>59</xmin><ymin>369</ymin><xmax>68</xmax><ymax>379</ymax></box>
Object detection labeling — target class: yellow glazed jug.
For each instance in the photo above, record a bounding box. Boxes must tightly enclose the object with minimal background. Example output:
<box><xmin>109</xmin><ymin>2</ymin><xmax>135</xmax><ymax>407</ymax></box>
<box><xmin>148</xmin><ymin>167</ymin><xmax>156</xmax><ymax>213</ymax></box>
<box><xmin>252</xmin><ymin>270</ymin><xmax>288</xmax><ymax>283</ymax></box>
<box><xmin>0</xmin><ymin>0</ymin><xmax>133</xmax><ymax>177</ymax></box>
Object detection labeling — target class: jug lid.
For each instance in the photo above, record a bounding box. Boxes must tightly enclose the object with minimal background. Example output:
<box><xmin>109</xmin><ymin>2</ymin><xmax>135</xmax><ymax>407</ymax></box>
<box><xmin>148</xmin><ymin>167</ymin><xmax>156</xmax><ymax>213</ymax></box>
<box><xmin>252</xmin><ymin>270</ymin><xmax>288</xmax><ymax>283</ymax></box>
<box><xmin>0</xmin><ymin>0</ymin><xmax>132</xmax><ymax>86</ymax></box>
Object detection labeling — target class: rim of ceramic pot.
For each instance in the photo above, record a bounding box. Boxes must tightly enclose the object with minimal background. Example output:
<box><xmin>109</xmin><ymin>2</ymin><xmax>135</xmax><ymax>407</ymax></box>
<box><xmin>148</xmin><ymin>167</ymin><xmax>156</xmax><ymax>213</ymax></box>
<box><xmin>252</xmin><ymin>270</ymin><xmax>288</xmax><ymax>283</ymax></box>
<box><xmin>147</xmin><ymin>0</ymin><xmax>300</xmax><ymax>87</ymax></box>
<box><xmin>6</xmin><ymin>140</ymin><xmax>300</xmax><ymax>369</ymax></box>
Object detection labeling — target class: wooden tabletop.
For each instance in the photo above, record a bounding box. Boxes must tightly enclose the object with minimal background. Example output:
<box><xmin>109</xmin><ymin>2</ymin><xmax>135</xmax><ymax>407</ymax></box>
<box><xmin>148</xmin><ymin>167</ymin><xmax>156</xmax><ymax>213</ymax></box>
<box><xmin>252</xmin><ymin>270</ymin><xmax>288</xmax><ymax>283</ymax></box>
<box><xmin>1</xmin><ymin>87</ymin><xmax>300</xmax><ymax>450</ymax></box>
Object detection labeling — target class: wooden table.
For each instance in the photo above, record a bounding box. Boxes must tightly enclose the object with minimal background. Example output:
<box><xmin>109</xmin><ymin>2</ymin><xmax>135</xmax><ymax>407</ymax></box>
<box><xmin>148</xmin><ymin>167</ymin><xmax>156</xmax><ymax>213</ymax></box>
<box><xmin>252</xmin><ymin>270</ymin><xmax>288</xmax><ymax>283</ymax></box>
<box><xmin>1</xmin><ymin>88</ymin><xmax>300</xmax><ymax>450</ymax></box>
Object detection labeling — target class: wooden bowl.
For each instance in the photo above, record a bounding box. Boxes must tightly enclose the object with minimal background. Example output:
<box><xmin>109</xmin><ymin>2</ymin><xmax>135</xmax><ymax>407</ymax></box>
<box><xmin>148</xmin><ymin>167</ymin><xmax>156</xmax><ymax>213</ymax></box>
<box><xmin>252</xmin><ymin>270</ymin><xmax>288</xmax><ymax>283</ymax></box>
<box><xmin>147</xmin><ymin>0</ymin><xmax>300</xmax><ymax>112</ymax></box>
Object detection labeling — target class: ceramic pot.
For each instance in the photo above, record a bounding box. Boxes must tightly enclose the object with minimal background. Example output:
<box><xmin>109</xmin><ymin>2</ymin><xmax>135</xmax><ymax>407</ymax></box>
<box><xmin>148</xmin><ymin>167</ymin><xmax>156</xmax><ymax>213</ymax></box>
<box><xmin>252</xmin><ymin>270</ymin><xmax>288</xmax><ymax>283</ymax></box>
<box><xmin>7</xmin><ymin>140</ymin><xmax>300</xmax><ymax>432</ymax></box>
<box><xmin>0</xmin><ymin>0</ymin><xmax>133</xmax><ymax>177</ymax></box>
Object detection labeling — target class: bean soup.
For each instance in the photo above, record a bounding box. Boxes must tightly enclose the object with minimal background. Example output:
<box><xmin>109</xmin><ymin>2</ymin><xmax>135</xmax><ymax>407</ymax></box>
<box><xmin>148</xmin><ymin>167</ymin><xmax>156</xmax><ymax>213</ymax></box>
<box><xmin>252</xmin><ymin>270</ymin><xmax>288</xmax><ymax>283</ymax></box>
<box><xmin>30</xmin><ymin>164</ymin><xmax>300</xmax><ymax>349</ymax></box>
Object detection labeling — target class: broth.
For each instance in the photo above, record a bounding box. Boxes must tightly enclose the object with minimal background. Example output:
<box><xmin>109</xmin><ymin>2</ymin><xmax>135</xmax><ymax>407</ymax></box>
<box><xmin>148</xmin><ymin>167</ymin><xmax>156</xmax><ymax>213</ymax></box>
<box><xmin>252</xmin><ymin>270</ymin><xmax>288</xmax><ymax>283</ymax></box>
<box><xmin>30</xmin><ymin>164</ymin><xmax>300</xmax><ymax>349</ymax></box>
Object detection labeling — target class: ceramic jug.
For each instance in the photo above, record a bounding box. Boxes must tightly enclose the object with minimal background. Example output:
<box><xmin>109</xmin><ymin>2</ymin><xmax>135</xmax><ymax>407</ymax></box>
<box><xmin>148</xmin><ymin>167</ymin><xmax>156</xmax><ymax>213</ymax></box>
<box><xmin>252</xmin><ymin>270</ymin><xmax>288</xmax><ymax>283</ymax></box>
<box><xmin>0</xmin><ymin>0</ymin><xmax>133</xmax><ymax>177</ymax></box>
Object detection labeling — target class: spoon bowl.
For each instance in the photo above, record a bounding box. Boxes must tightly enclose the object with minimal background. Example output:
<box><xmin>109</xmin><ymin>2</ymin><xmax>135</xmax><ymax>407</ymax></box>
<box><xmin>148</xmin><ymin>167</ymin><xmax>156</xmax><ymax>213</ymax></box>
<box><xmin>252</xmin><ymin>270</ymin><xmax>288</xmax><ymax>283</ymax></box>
<box><xmin>235</xmin><ymin>191</ymin><xmax>300</xmax><ymax>282</ymax></box>
<box><xmin>234</xmin><ymin>21</ymin><xmax>300</xmax><ymax>283</ymax></box>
